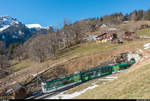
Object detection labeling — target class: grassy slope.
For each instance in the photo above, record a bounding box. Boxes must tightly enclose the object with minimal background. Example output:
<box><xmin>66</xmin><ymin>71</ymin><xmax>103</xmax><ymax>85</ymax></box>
<box><xmin>10</xmin><ymin>59</ymin><xmax>36</xmax><ymax>72</ymax></box>
<box><xmin>56</xmin><ymin>42</ymin><xmax>121</xmax><ymax>59</ymax></box>
<box><xmin>136</xmin><ymin>28</ymin><xmax>150</xmax><ymax>37</ymax></box>
<box><xmin>9</xmin><ymin>42</ymin><xmax>120</xmax><ymax>72</ymax></box>
<box><xmin>9</xmin><ymin>38</ymin><xmax>148</xmax><ymax>76</ymax></box>
<box><xmin>75</xmin><ymin>59</ymin><xmax>150</xmax><ymax>99</ymax></box>
<box><xmin>8</xmin><ymin>39</ymin><xmax>149</xmax><ymax>80</ymax></box>
<box><xmin>9</xmin><ymin>21</ymin><xmax>150</xmax><ymax>73</ymax></box>
<box><xmin>4</xmin><ymin>20</ymin><xmax>150</xmax><ymax>93</ymax></box>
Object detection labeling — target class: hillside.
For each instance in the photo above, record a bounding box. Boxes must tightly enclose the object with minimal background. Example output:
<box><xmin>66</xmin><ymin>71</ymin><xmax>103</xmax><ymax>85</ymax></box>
<box><xmin>41</xmin><ymin>39</ymin><xmax>150</xmax><ymax>99</ymax></box>
<box><xmin>74</xmin><ymin>50</ymin><xmax>150</xmax><ymax>99</ymax></box>
<box><xmin>1</xmin><ymin>20</ymin><xmax>150</xmax><ymax>99</ymax></box>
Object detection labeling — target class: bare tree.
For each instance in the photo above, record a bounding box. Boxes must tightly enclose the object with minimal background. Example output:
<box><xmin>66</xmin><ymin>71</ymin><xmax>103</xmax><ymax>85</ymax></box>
<box><xmin>13</xmin><ymin>44</ymin><xmax>25</xmax><ymax>61</ymax></box>
<box><xmin>27</xmin><ymin>34</ymin><xmax>49</xmax><ymax>62</ymax></box>
<box><xmin>25</xmin><ymin>30</ymin><xmax>59</xmax><ymax>62</ymax></box>
<box><xmin>0</xmin><ymin>55</ymin><xmax>9</xmax><ymax>68</ymax></box>
<box><xmin>0</xmin><ymin>41</ymin><xmax>5</xmax><ymax>55</ymax></box>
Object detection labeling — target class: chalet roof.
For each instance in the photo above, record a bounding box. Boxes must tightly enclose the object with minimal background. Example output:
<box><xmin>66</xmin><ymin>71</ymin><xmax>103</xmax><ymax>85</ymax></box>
<box><xmin>124</xmin><ymin>31</ymin><xmax>135</xmax><ymax>35</ymax></box>
<box><xmin>96</xmin><ymin>33</ymin><xmax>112</xmax><ymax>37</ymax></box>
<box><xmin>100</xmin><ymin>24</ymin><xmax>107</xmax><ymax>28</ymax></box>
<box><xmin>86</xmin><ymin>35</ymin><xmax>98</xmax><ymax>40</ymax></box>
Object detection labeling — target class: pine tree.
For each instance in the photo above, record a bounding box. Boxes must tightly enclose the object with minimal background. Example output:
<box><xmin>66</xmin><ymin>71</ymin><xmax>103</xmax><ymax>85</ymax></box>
<box><xmin>137</xmin><ymin>10</ymin><xmax>144</xmax><ymax>20</ymax></box>
<box><xmin>124</xmin><ymin>13</ymin><xmax>129</xmax><ymax>21</ymax></box>
<box><xmin>129</xmin><ymin>10</ymin><xmax>138</xmax><ymax>21</ymax></box>
<box><xmin>144</xmin><ymin>9</ymin><xmax>150</xmax><ymax>20</ymax></box>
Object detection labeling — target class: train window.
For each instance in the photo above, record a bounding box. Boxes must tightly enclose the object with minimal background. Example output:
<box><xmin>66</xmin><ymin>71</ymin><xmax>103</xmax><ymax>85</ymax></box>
<box><xmin>95</xmin><ymin>70</ymin><xmax>101</xmax><ymax>76</ymax></box>
<box><xmin>46</xmin><ymin>84</ymin><xmax>55</xmax><ymax>90</ymax></box>
<box><xmin>101</xmin><ymin>67</ymin><xmax>106</xmax><ymax>73</ymax></box>
<box><xmin>82</xmin><ymin>71</ymin><xmax>92</xmax><ymax>77</ymax></box>
<box><xmin>63</xmin><ymin>79</ymin><xmax>72</xmax><ymax>85</ymax></box>
<box><xmin>47</xmin><ymin>82</ymin><xmax>53</xmax><ymax>87</ymax></box>
<box><xmin>89</xmin><ymin>72</ymin><xmax>94</xmax><ymax>76</ymax></box>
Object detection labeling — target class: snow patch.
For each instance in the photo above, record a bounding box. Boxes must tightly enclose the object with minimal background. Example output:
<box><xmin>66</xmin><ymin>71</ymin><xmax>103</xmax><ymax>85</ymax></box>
<box><xmin>144</xmin><ymin>43</ymin><xmax>150</xmax><ymax>49</ymax></box>
<box><xmin>101</xmin><ymin>24</ymin><xmax>107</xmax><ymax>28</ymax></box>
<box><xmin>12</xmin><ymin>35</ymin><xmax>18</xmax><ymax>39</ymax></box>
<box><xmin>99</xmin><ymin>76</ymin><xmax>118</xmax><ymax>81</ymax></box>
<box><xmin>144</xmin><ymin>55</ymin><xmax>150</xmax><ymax>59</ymax></box>
<box><xmin>46</xmin><ymin>84</ymin><xmax>98</xmax><ymax>99</ymax></box>
<box><xmin>0</xmin><ymin>25</ymin><xmax>10</xmax><ymax>31</ymax></box>
<box><xmin>32</xmin><ymin>70</ymin><xmax>45</xmax><ymax>77</ymax></box>
<box><xmin>108</xmin><ymin>28</ymin><xmax>117</xmax><ymax>31</ymax></box>
<box><xmin>127</xmin><ymin>52</ymin><xmax>141</xmax><ymax>62</ymax></box>
<box><xmin>105</xmin><ymin>76</ymin><xmax>118</xmax><ymax>79</ymax></box>
<box><xmin>25</xmin><ymin>24</ymin><xmax>49</xmax><ymax>29</ymax></box>
<box><xmin>137</xmin><ymin>49</ymin><xmax>143</xmax><ymax>53</ymax></box>
<box><xmin>25</xmin><ymin>24</ymin><xmax>42</xmax><ymax>29</ymax></box>
<box><xmin>18</xmin><ymin>30</ymin><xmax>24</xmax><ymax>35</ymax></box>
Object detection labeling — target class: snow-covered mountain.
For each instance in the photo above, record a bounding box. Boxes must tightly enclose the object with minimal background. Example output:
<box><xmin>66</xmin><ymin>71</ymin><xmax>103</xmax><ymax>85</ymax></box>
<box><xmin>25</xmin><ymin>24</ymin><xmax>42</xmax><ymax>29</ymax></box>
<box><xmin>0</xmin><ymin>16</ymin><xmax>50</xmax><ymax>47</ymax></box>
<box><xmin>25</xmin><ymin>24</ymin><xmax>50</xmax><ymax>31</ymax></box>
<box><xmin>0</xmin><ymin>16</ymin><xmax>19</xmax><ymax>31</ymax></box>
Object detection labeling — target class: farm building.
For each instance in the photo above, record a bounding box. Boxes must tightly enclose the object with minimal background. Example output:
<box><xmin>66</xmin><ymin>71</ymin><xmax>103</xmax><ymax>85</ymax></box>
<box><xmin>6</xmin><ymin>83</ymin><xmax>27</xmax><ymax>99</ymax></box>
<box><xmin>96</xmin><ymin>33</ymin><xmax>118</xmax><ymax>43</ymax></box>
<box><xmin>139</xmin><ymin>24</ymin><xmax>150</xmax><ymax>30</ymax></box>
<box><xmin>96</xmin><ymin>33</ymin><xmax>113</xmax><ymax>43</ymax></box>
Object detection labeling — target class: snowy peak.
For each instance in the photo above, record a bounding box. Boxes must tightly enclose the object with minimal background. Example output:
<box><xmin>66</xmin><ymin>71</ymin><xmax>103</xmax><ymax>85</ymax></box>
<box><xmin>0</xmin><ymin>16</ymin><xmax>19</xmax><ymax>31</ymax></box>
<box><xmin>25</xmin><ymin>24</ymin><xmax>49</xmax><ymax>30</ymax></box>
<box><xmin>0</xmin><ymin>25</ymin><xmax>9</xmax><ymax>32</ymax></box>
<box><xmin>0</xmin><ymin>15</ymin><xmax>50</xmax><ymax>47</ymax></box>
<box><xmin>25</xmin><ymin>24</ymin><xmax>42</xmax><ymax>29</ymax></box>
<box><xmin>0</xmin><ymin>16</ymin><xmax>19</xmax><ymax>27</ymax></box>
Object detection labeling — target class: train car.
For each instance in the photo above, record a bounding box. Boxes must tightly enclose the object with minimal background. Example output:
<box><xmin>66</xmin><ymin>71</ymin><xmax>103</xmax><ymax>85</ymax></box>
<box><xmin>80</xmin><ymin>65</ymin><xmax>113</xmax><ymax>82</ymax></box>
<box><xmin>41</xmin><ymin>72</ymin><xmax>81</xmax><ymax>93</ymax></box>
<box><xmin>41</xmin><ymin>61</ymin><xmax>136</xmax><ymax>93</ymax></box>
<box><xmin>113</xmin><ymin>61</ymin><xmax>136</xmax><ymax>72</ymax></box>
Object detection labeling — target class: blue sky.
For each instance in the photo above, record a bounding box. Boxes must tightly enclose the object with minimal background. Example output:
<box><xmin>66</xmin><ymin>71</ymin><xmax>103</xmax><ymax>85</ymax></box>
<box><xmin>0</xmin><ymin>0</ymin><xmax>150</xmax><ymax>27</ymax></box>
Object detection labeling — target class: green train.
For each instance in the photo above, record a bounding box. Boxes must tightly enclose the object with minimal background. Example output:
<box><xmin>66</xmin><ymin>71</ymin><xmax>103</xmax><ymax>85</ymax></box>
<box><xmin>41</xmin><ymin>61</ymin><xmax>136</xmax><ymax>93</ymax></box>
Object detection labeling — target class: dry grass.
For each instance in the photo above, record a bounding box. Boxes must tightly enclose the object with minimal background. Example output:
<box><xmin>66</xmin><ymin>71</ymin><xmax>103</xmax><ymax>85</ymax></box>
<box><xmin>118</xmin><ymin>21</ymin><xmax>150</xmax><ymax>31</ymax></box>
<box><xmin>74</xmin><ymin>54</ymin><xmax>150</xmax><ymax>99</ymax></box>
<box><xmin>1</xmin><ymin>35</ymin><xmax>150</xmax><ymax>95</ymax></box>
<box><xmin>63</xmin><ymin>39</ymin><xmax>150</xmax><ymax>74</ymax></box>
<box><xmin>10</xmin><ymin>59</ymin><xmax>36</xmax><ymax>72</ymax></box>
<box><xmin>136</xmin><ymin>28</ymin><xmax>150</xmax><ymax>37</ymax></box>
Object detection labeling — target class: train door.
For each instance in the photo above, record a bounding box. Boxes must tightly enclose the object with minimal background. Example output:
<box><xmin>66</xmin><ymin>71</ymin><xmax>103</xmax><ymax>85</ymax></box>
<box><xmin>81</xmin><ymin>73</ymin><xmax>89</xmax><ymax>82</ymax></box>
<box><xmin>81</xmin><ymin>71</ymin><xmax>93</xmax><ymax>82</ymax></box>
<box><xmin>96</xmin><ymin>70</ymin><xmax>101</xmax><ymax>77</ymax></box>
<box><xmin>73</xmin><ymin>74</ymin><xmax>81</xmax><ymax>82</ymax></box>
<box><xmin>113</xmin><ymin>65</ymin><xmax>120</xmax><ymax>73</ymax></box>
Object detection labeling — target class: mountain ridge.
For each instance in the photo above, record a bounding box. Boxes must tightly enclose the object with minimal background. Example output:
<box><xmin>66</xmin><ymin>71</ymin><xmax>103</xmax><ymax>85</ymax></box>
<box><xmin>0</xmin><ymin>16</ymin><xmax>50</xmax><ymax>47</ymax></box>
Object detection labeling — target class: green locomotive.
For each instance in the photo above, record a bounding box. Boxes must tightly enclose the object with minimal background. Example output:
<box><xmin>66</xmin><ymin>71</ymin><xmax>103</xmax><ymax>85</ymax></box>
<box><xmin>41</xmin><ymin>61</ymin><xmax>136</xmax><ymax>93</ymax></box>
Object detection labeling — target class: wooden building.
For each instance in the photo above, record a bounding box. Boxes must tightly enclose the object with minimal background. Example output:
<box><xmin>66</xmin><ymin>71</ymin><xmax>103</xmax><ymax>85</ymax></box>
<box><xmin>96</xmin><ymin>33</ymin><xmax>118</xmax><ymax>43</ymax></box>
<box><xmin>96</xmin><ymin>33</ymin><xmax>113</xmax><ymax>43</ymax></box>
<box><xmin>123</xmin><ymin>31</ymin><xmax>136</xmax><ymax>41</ymax></box>
<box><xmin>139</xmin><ymin>24</ymin><xmax>150</xmax><ymax>30</ymax></box>
<box><xmin>9</xmin><ymin>83</ymin><xmax>27</xmax><ymax>99</ymax></box>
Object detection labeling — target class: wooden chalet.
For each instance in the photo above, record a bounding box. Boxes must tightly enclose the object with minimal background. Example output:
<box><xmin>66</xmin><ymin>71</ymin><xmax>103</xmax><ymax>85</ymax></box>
<box><xmin>123</xmin><ymin>31</ymin><xmax>136</xmax><ymax>41</ymax></box>
<box><xmin>139</xmin><ymin>24</ymin><xmax>150</xmax><ymax>30</ymax></box>
<box><xmin>96</xmin><ymin>33</ymin><xmax>118</xmax><ymax>43</ymax></box>
<box><xmin>9</xmin><ymin>83</ymin><xmax>27</xmax><ymax>99</ymax></box>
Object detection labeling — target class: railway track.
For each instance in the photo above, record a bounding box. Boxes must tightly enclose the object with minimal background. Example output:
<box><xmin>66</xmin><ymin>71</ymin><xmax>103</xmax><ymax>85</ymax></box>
<box><xmin>29</xmin><ymin>69</ymin><xmax>128</xmax><ymax>99</ymax></box>
<box><xmin>26</xmin><ymin>81</ymin><xmax>83</xmax><ymax>99</ymax></box>
<box><xmin>26</xmin><ymin>59</ymin><xmax>136</xmax><ymax>99</ymax></box>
